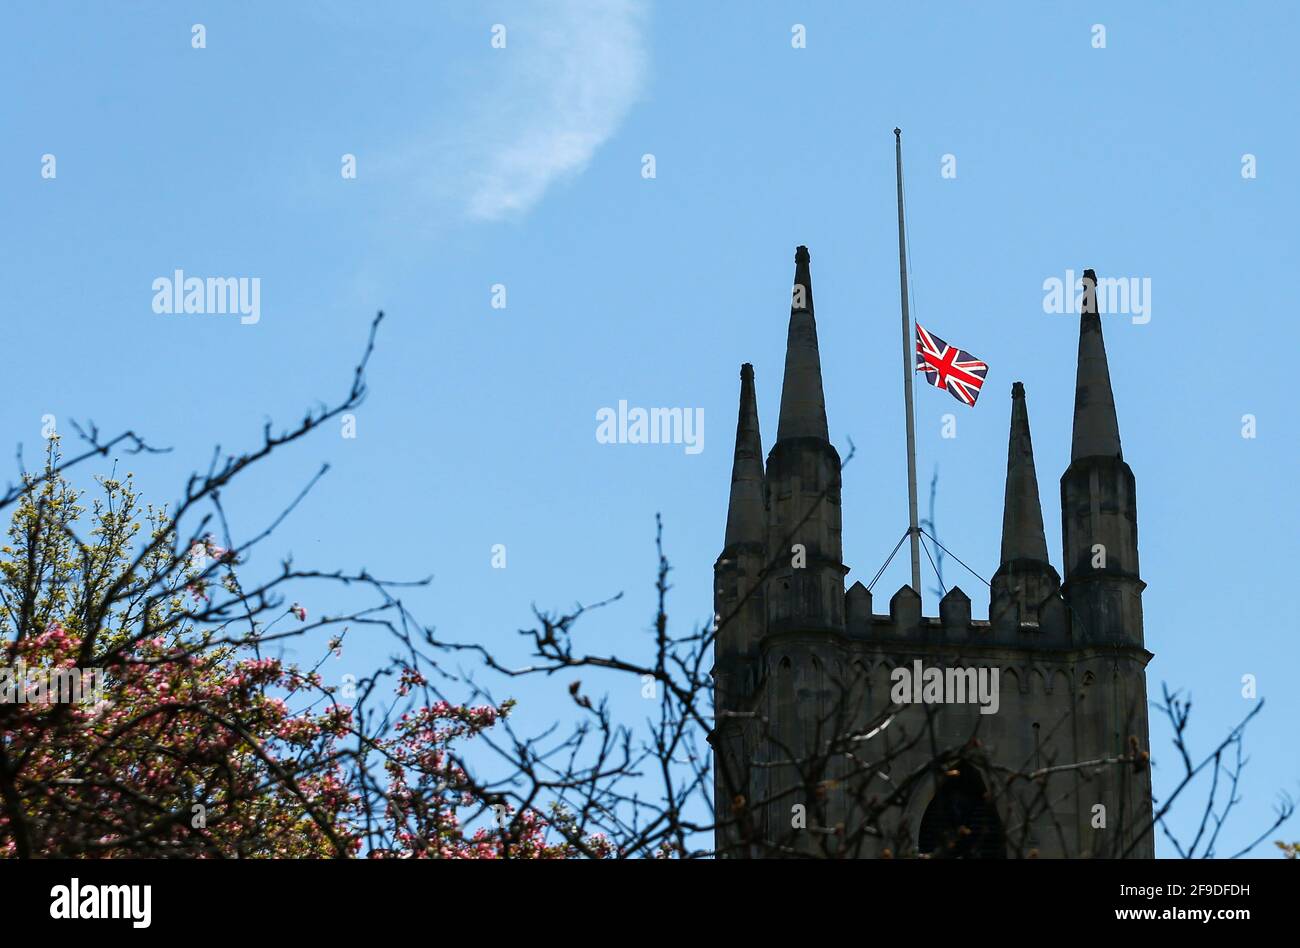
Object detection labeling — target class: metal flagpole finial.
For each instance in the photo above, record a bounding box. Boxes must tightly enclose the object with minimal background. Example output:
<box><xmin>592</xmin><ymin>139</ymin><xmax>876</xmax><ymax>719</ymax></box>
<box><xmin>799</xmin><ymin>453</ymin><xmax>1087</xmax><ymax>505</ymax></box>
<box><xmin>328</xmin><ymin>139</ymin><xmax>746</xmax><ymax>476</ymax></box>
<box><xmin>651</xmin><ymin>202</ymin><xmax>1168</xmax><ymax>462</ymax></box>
<box><xmin>894</xmin><ymin>127</ymin><xmax>902</xmax><ymax>138</ymax></box>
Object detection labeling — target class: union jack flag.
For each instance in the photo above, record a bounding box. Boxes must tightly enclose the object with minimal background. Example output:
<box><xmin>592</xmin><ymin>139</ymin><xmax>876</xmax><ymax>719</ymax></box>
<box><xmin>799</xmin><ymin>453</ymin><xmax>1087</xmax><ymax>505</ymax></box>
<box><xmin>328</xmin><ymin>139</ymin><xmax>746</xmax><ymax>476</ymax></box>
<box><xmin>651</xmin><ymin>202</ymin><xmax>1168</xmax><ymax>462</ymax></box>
<box><xmin>915</xmin><ymin>324</ymin><xmax>988</xmax><ymax>407</ymax></box>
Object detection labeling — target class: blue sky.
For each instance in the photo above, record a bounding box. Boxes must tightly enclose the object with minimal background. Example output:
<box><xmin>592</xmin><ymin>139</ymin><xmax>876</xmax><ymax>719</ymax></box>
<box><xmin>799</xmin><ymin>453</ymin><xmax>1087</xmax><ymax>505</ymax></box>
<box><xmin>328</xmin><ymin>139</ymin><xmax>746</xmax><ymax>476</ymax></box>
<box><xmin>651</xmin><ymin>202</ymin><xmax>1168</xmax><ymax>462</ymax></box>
<box><xmin>3</xmin><ymin>1</ymin><xmax>1297</xmax><ymax>857</ymax></box>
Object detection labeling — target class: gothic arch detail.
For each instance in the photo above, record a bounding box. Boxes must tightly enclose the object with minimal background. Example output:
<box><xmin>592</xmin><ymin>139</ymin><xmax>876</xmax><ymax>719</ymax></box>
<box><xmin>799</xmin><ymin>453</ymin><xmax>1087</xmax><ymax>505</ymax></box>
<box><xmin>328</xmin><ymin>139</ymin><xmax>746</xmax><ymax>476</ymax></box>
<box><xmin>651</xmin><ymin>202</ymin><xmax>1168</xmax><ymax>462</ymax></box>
<box><xmin>917</xmin><ymin>763</ymin><xmax>1006</xmax><ymax>859</ymax></box>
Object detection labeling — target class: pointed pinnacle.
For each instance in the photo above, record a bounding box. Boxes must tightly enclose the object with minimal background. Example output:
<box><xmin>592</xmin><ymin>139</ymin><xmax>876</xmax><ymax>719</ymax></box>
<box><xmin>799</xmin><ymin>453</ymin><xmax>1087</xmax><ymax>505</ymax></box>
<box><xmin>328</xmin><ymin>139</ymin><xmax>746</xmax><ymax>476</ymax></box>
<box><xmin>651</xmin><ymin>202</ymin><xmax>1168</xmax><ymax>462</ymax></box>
<box><xmin>1001</xmin><ymin>382</ymin><xmax>1050</xmax><ymax>565</ymax></box>
<box><xmin>724</xmin><ymin>363</ymin><xmax>765</xmax><ymax>548</ymax></box>
<box><xmin>1071</xmin><ymin>270</ymin><xmax>1123</xmax><ymax>461</ymax></box>
<box><xmin>776</xmin><ymin>246</ymin><xmax>829</xmax><ymax>442</ymax></box>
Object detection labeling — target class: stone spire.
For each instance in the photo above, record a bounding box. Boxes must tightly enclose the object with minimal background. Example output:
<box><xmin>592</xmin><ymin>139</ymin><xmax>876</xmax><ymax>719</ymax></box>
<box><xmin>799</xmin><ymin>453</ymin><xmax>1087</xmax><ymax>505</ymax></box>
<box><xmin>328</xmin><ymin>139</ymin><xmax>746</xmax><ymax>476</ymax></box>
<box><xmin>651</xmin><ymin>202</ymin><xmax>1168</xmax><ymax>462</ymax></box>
<box><xmin>724</xmin><ymin>363</ymin><xmax>765</xmax><ymax>549</ymax></box>
<box><xmin>775</xmin><ymin>246</ymin><xmax>830</xmax><ymax>443</ymax></box>
<box><xmin>714</xmin><ymin>364</ymin><xmax>768</xmax><ymax>718</ymax></box>
<box><xmin>765</xmin><ymin>245</ymin><xmax>845</xmax><ymax>635</ymax></box>
<box><xmin>1071</xmin><ymin>269</ymin><xmax>1123</xmax><ymax>461</ymax></box>
<box><xmin>1058</xmin><ymin>273</ymin><xmax>1153</xmax><ymax>848</ymax></box>
<box><xmin>1060</xmin><ymin>269</ymin><xmax>1143</xmax><ymax>648</ymax></box>
<box><xmin>1000</xmin><ymin>382</ymin><xmax>1050</xmax><ymax>565</ymax></box>
<box><xmin>712</xmin><ymin>364</ymin><xmax>768</xmax><ymax>856</ymax></box>
<box><xmin>991</xmin><ymin>383</ymin><xmax>1061</xmax><ymax>632</ymax></box>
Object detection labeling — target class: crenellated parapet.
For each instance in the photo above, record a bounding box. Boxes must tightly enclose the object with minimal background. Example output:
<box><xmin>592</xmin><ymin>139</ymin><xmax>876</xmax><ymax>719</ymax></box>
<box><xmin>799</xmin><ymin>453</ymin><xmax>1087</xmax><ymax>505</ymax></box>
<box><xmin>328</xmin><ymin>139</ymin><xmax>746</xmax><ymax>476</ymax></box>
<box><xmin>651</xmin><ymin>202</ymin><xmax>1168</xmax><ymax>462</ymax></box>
<box><xmin>841</xmin><ymin>584</ymin><xmax>1071</xmax><ymax>646</ymax></box>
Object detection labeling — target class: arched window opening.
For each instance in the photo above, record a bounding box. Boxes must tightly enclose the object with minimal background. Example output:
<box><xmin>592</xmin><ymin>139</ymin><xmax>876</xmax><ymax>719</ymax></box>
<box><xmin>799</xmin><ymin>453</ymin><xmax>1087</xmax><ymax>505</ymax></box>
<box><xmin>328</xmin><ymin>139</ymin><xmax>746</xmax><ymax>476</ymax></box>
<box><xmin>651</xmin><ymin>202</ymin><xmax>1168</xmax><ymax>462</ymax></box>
<box><xmin>917</xmin><ymin>763</ymin><xmax>1005</xmax><ymax>859</ymax></box>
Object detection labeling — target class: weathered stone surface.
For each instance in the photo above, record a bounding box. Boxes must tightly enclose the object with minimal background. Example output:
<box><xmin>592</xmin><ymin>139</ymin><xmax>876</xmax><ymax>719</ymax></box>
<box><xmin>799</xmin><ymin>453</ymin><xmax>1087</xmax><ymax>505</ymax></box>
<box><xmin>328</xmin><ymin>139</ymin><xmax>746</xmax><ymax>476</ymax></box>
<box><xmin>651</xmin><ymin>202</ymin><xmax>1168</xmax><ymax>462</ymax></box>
<box><xmin>713</xmin><ymin>256</ymin><xmax>1154</xmax><ymax>859</ymax></box>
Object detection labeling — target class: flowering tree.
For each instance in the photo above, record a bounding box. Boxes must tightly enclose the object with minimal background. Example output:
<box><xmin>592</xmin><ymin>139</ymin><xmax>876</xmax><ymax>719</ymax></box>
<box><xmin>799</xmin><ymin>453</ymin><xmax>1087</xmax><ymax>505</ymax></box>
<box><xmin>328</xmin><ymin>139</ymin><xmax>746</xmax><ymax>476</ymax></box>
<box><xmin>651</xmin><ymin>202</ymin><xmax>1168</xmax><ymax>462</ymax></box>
<box><xmin>0</xmin><ymin>315</ymin><xmax>599</xmax><ymax>859</ymax></box>
<box><xmin>0</xmin><ymin>440</ymin><xmax>573</xmax><ymax>857</ymax></box>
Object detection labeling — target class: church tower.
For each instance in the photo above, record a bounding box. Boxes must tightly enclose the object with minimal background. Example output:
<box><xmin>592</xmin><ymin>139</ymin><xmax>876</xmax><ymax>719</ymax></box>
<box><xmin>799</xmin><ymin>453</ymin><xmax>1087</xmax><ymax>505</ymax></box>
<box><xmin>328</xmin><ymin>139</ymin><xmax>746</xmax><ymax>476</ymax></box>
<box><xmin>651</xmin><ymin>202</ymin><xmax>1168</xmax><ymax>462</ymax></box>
<box><xmin>712</xmin><ymin>254</ymin><xmax>1154</xmax><ymax>858</ymax></box>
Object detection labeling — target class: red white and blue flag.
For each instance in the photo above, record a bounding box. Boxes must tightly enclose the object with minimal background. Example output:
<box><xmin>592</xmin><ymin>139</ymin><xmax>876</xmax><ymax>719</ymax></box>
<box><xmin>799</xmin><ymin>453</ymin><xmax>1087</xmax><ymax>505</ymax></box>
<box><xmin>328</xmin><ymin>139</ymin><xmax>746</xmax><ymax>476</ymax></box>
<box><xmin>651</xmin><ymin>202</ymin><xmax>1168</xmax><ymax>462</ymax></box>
<box><xmin>915</xmin><ymin>324</ymin><xmax>988</xmax><ymax>407</ymax></box>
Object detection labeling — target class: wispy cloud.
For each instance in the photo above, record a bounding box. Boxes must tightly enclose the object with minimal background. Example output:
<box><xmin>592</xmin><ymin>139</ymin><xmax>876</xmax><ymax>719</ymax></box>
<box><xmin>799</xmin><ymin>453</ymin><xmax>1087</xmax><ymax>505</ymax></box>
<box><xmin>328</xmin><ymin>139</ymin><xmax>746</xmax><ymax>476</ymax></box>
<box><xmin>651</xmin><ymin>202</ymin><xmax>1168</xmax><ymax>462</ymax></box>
<box><xmin>441</xmin><ymin>0</ymin><xmax>649</xmax><ymax>223</ymax></box>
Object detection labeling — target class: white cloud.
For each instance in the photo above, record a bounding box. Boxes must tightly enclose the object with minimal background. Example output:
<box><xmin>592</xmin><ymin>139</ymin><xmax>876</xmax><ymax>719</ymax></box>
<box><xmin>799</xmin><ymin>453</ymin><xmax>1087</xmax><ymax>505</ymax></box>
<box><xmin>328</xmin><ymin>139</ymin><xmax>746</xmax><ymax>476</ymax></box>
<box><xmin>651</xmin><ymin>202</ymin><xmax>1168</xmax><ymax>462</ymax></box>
<box><xmin>460</xmin><ymin>0</ymin><xmax>648</xmax><ymax>222</ymax></box>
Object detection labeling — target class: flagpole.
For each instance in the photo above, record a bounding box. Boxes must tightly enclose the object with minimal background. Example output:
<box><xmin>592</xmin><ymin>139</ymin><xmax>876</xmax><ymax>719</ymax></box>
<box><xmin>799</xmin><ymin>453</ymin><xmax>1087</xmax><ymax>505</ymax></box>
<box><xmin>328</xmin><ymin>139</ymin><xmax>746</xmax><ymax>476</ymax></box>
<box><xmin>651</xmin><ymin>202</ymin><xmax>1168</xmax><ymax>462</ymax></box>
<box><xmin>893</xmin><ymin>128</ymin><xmax>923</xmax><ymax>597</ymax></box>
